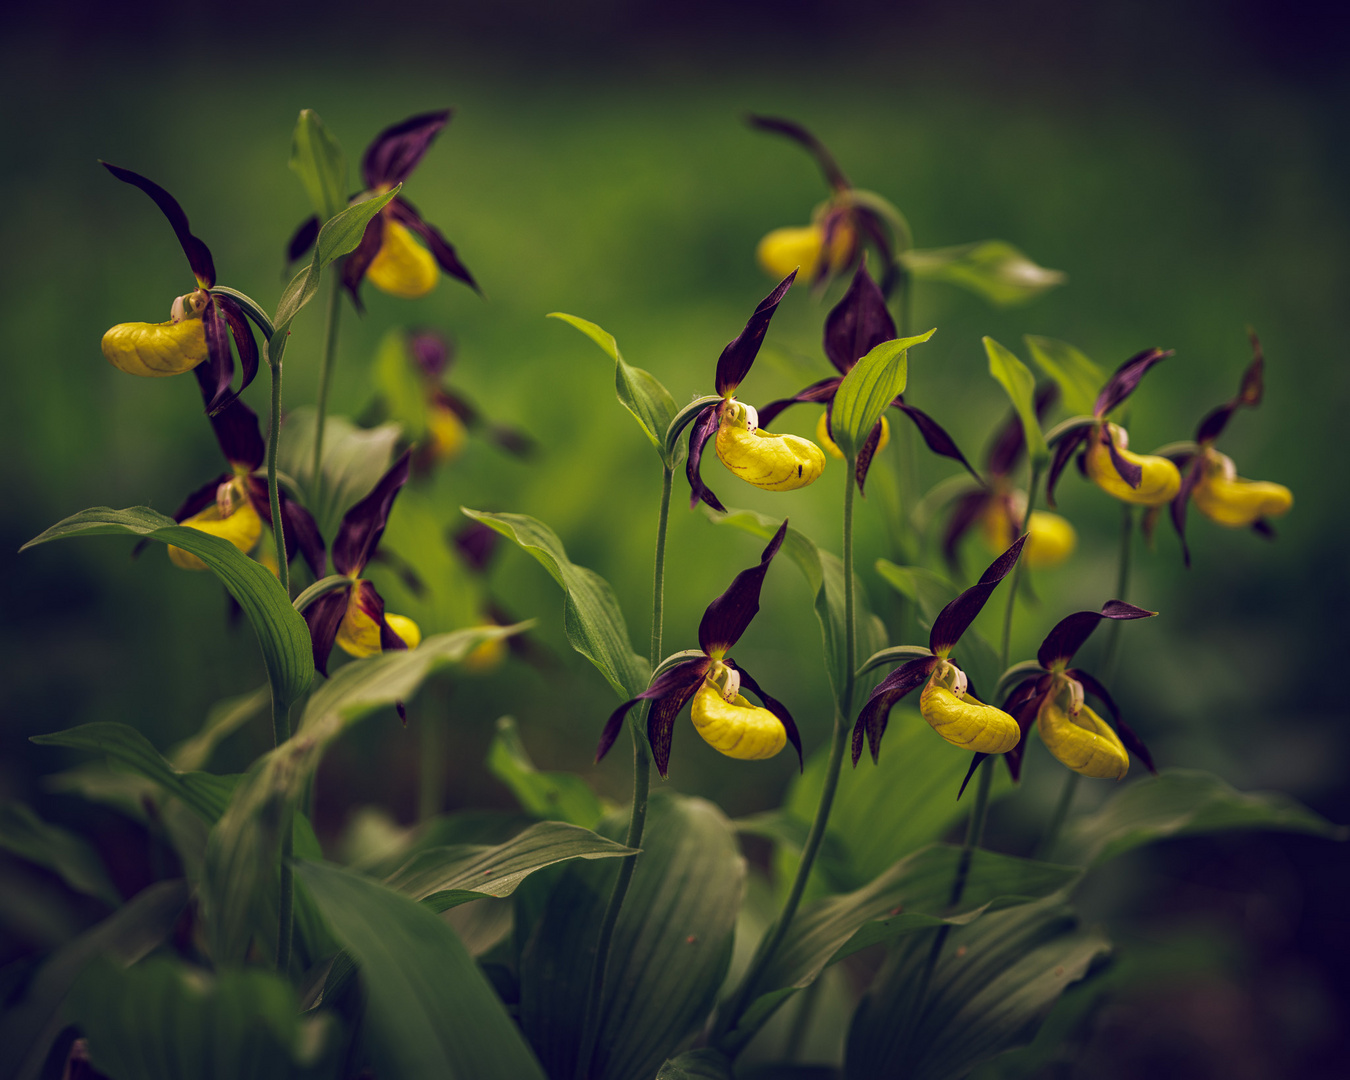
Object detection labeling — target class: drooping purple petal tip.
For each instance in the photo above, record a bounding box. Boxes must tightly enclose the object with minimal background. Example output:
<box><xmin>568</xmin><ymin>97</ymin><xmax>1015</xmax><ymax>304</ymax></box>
<box><xmin>714</xmin><ymin>272</ymin><xmax>796</xmax><ymax>397</ymax></box>
<box><xmin>929</xmin><ymin>536</ymin><xmax>1026</xmax><ymax>656</ymax></box>
<box><xmin>698</xmin><ymin>520</ymin><xmax>788</xmax><ymax>656</ymax></box>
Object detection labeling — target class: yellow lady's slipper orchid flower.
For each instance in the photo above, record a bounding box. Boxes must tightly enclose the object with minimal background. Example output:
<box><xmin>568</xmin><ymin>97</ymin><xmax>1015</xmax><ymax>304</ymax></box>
<box><xmin>1083</xmin><ymin>423</ymin><xmax>1181</xmax><ymax>506</ymax></box>
<box><xmin>336</xmin><ymin>595</ymin><xmax>422</xmax><ymax>658</ymax></box>
<box><xmin>815</xmin><ymin>411</ymin><xmax>889</xmax><ymax>460</ymax></box>
<box><xmin>919</xmin><ymin>660</ymin><xmax>1020</xmax><ymax>754</ymax></box>
<box><xmin>167</xmin><ymin>478</ymin><xmax>263</xmax><ymax>571</ymax></box>
<box><xmin>757</xmin><ymin>221</ymin><xmax>855</xmax><ymax>283</ymax></box>
<box><xmin>364</xmin><ymin>219</ymin><xmax>440</xmax><ymax>299</ymax></box>
<box><xmin>690</xmin><ymin>667</ymin><xmax>788</xmax><ymax>761</ymax></box>
<box><xmin>102</xmin><ymin>292</ymin><xmax>210</xmax><ymax>378</ymax></box>
<box><xmin>1036</xmin><ymin>688</ymin><xmax>1129</xmax><ymax>780</ymax></box>
<box><xmin>980</xmin><ymin>504</ymin><xmax>1077</xmax><ymax>571</ymax></box>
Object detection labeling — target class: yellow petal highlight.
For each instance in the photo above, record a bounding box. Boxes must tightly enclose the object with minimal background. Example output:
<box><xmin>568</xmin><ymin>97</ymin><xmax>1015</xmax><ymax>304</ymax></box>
<box><xmin>756</xmin><ymin>222</ymin><xmax>853</xmax><ymax>281</ymax></box>
<box><xmin>1191</xmin><ymin>452</ymin><xmax>1292</xmax><ymax>528</ymax></box>
<box><xmin>918</xmin><ymin>677</ymin><xmax>1020</xmax><ymax>754</ymax></box>
<box><xmin>166</xmin><ymin>498</ymin><xmax>263</xmax><ymax>571</ymax></box>
<box><xmin>1037</xmin><ymin>696</ymin><xmax>1129</xmax><ymax>780</ymax></box>
<box><xmin>981</xmin><ymin>504</ymin><xmax>1077</xmax><ymax>570</ymax></box>
<box><xmin>816</xmin><ymin>411</ymin><xmax>889</xmax><ymax>461</ymax></box>
<box><xmin>1084</xmin><ymin>424</ymin><xmax>1182</xmax><ymax>506</ymax></box>
<box><xmin>690</xmin><ymin>682</ymin><xmax>786</xmax><ymax>761</ymax></box>
<box><xmin>716</xmin><ymin>420</ymin><xmax>826</xmax><ymax>492</ymax></box>
<box><xmin>337</xmin><ymin>597</ymin><xmax>422</xmax><ymax>659</ymax></box>
<box><xmin>366</xmin><ymin>219</ymin><xmax>438</xmax><ymax>299</ymax></box>
<box><xmin>464</xmin><ymin>635</ymin><xmax>507</xmax><ymax>673</ymax></box>
<box><xmin>427</xmin><ymin>402</ymin><xmax>468</xmax><ymax>462</ymax></box>
<box><xmin>384</xmin><ymin>614</ymin><xmax>422</xmax><ymax>649</ymax></box>
<box><xmin>101</xmin><ymin>316</ymin><xmax>208</xmax><ymax>377</ymax></box>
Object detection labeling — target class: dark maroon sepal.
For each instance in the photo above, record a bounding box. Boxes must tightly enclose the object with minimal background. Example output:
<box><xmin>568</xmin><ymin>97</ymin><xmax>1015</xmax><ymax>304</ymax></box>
<box><xmin>698</xmin><ymin>521</ymin><xmax>787</xmax><ymax>656</ymax></box>
<box><xmin>824</xmin><ymin>263</ymin><xmax>895</xmax><ymax>375</ymax></box>
<box><xmin>894</xmin><ymin>401</ymin><xmax>981</xmax><ymax>482</ymax></box>
<box><xmin>304</xmin><ymin>588</ymin><xmax>349</xmax><ymax>677</ymax></box>
<box><xmin>852</xmin><ymin>656</ymin><xmax>936</xmax><ymax>765</ymax></box>
<box><xmin>1093</xmin><ymin>348</ymin><xmax>1172</xmax><ymax>417</ymax></box>
<box><xmin>635</xmin><ymin>660</ymin><xmax>714</xmax><ymax>776</ymax></box>
<box><xmin>686</xmin><ymin>404</ymin><xmax>725</xmax><ymax>512</ymax></box>
<box><xmin>488</xmin><ymin>422</ymin><xmax>536</xmax><ymax>458</ymax></box>
<box><xmin>342</xmin><ymin>212</ymin><xmax>385</xmax><ymax>310</ymax></box>
<box><xmin>853</xmin><ymin>210</ymin><xmax>898</xmax><ymax>296</ymax></box>
<box><xmin>1170</xmin><ymin>457</ymin><xmax>1205</xmax><ymax>568</ymax></box>
<box><xmin>1252</xmin><ymin>518</ymin><xmax>1277</xmax><ymax>539</ymax></box>
<box><xmin>452</xmin><ymin>520</ymin><xmax>501</xmax><ymax>574</ymax></box>
<box><xmin>196</xmin><ymin>298</ymin><xmax>235</xmax><ymax>415</ymax></box>
<box><xmin>596</xmin><ymin>658</ymin><xmax>710</xmax><ymax>764</ymax></box>
<box><xmin>1036</xmin><ymin>601</ymin><xmax>1156</xmax><ymax>669</ymax></box>
<box><xmin>216</xmin><ymin>296</ymin><xmax>259</xmax><ymax>404</ymax></box>
<box><xmin>929</xmin><ymin>536</ymin><xmax>1027</xmax><ymax>656</ymax></box>
<box><xmin>727</xmin><ymin>660</ymin><xmax>802</xmax><ymax>771</ymax></box>
<box><xmin>756</xmin><ymin>377</ymin><xmax>841</xmax><ymax>429</ymax></box>
<box><xmin>942</xmin><ymin>490</ymin><xmax>991</xmax><ymax>573</ymax></box>
<box><xmin>1000</xmin><ymin>676</ymin><xmax>1048</xmax><ymax>782</ymax></box>
<box><xmin>173</xmin><ymin>474</ymin><xmax>229</xmax><ymax>521</ymax></box>
<box><xmin>362</xmin><ymin>109</ymin><xmax>452</xmax><ymax>188</ymax></box>
<box><xmin>1103</xmin><ymin>428</ymin><xmax>1143</xmax><ymax>489</ymax></box>
<box><xmin>714</xmin><ymin>273</ymin><xmax>796</xmax><ymax>397</ymax></box>
<box><xmin>332</xmin><ymin>449</ymin><xmax>412</xmax><ymax>576</ymax></box>
<box><xmin>957</xmin><ymin>753</ymin><xmax>987</xmax><ymax>800</ymax></box>
<box><xmin>279</xmin><ymin>495</ymin><xmax>327</xmax><ymax>577</ymax></box>
<box><xmin>987</xmin><ymin>385</ymin><xmax>1057</xmax><ymax>478</ymax></box>
<box><xmin>287</xmin><ymin>216</ymin><xmax>319</xmax><ymax>264</ymax></box>
<box><xmin>101</xmin><ymin>162</ymin><xmax>215</xmax><ymax>287</ymax></box>
<box><xmin>389</xmin><ymin>198</ymin><xmax>479</xmax><ymax>293</ymax></box>
<box><xmin>1071</xmin><ymin>668</ymin><xmax>1155</xmax><ymax>771</ymax></box>
<box><xmin>209</xmin><ymin>397</ymin><xmax>265</xmax><ymax>476</ymax></box>
<box><xmin>745</xmin><ymin>114</ymin><xmax>850</xmax><ymax>191</ymax></box>
<box><xmin>1046</xmin><ymin>427</ymin><xmax>1091</xmax><ymax>507</ymax></box>
<box><xmin>409</xmin><ymin>330</ymin><xmax>453</xmax><ymax>378</ymax></box>
<box><xmin>1196</xmin><ymin>333</ymin><xmax>1265</xmax><ymax>444</ymax></box>
<box><xmin>854</xmin><ymin>419</ymin><xmax>885</xmax><ymax>494</ymax></box>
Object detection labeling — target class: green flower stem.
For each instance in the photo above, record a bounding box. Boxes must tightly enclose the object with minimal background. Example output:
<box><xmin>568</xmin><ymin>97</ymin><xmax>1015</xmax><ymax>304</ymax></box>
<box><xmin>575</xmin><ymin>463</ymin><xmax>672</xmax><ymax>1080</ymax></box>
<box><xmin>310</xmin><ymin>274</ymin><xmax>343</xmax><ymax>497</ymax></box>
<box><xmin>716</xmin><ymin>470</ymin><xmax>858</xmax><ymax>1054</ymax></box>
<box><xmin>999</xmin><ymin>462</ymin><xmax>1043</xmax><ymax>671</ymax></box>
<box><xmin>272</xmin><ymin>697</ymin><xmax>294</xmax><ymax>974</ymax></box>
<box><xmin>267</xmin><ymin>355</ymin><xmax>290</xmax><ymax>598</ymax></box>
<box><xmin>1039</xmin><ymin>502</ymin><xmax>1134</xmax><ymax>858</ymax></box>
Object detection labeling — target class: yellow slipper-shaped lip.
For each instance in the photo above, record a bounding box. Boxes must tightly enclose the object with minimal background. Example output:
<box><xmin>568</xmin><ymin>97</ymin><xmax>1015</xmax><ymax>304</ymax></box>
<box><xmin>689</xmin><ymin>681</ymin><xmax>786</xmax><ymax>761</ymax></box>
<box><xmin>1037</xmin><ymin>696</ymin><xmax>1129</xmax><ymax>780</ymax></box>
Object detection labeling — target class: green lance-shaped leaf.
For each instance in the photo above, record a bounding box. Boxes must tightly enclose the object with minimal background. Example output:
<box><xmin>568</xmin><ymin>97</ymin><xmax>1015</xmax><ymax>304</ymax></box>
<box><xmin>984</xmin><ymin>336</ymin><xmax>1049</xmax><ymax>470</ymax></box>
<box><xmin>1024</xmin><ymin>335</ymin><xmax>1104</xmax><ymax>418</ymax></box>
<box><xmin>901</xmin><ymin>241</ymin><xmax>1066</xmax><ymax>307</ymax></box>
<box><xmin>655</xmin><ymin>1048</ymin><xmax>735</xmax><ymax>1080</ymax></box>
<box><xmin>296</xmin><ymin>859</ymin><xmax>547</xmax><ymax>1080</ymax></box>
<box><xmin>67</xmin><ymin>956</ymin><xmax>334</xmax><ymax>1080</ymax></box>
<box><xmin>277</xmin><ymin>405</ymin><xmax>401</xmax><ymax>540</ymax></box>
<box><xmin>385</xmin><ymin>819</ymin><xmax>635</xmax><ymax>912</ymax></box>
<box><xmin>549</xmin><ymin>312</ymin><xmax>681</xmax><ymax>467</ymax></box>
<box><xmin>518</xmin><ymin>791</ymin><xmax>744</xmax><ymax>1080</ymax></box>
<box><xmin>22</xmin><ymin>507</ymin><xmax>312</xmax><ymax>709</ymax></box>
<box><xmin>201</xmin><ymin>625</ymin><xmax>525</xmax><ymax>965</ymax></box>
<box><xmin>831</xmin><ymin>329</ymin><xmax>935</xmax><ymax>461</ymax></box>
<box><xmin>289</xmin><ymin>107</ymin><xmax>347</xmax><ymax>222</ymax></box>
<box><xmin>461</xmin><ymin>508</ymin><xmax>650</xmax><ymax>699</ymax></box>
<box><xmin>1057</xmin><ymin>768</ymin><xmax>1348</xmax><ymax>867</ymax></box>
<box><xmin>0</xmin><ymin>801</ymin><xmax>120</xmax><ymax>907</ymax></box>
<box><xmin>724</xmin><ymin>846</ymin><xmax>1078</xmax><ymax>1049</ymax></box>
<box><xmin>844</xmin><ymin>900</ymin><xmax>1109</xmax><ymax>1080</ymax></box>
<box><xmin>0</xmin><ymin>879</ymin><xmax>188</xmax><ymax>1080</ymax></box>
<box><xmin>488</xmin><ymin>716</ymin><xmax>606</xmax><ymax>828</ymax></box>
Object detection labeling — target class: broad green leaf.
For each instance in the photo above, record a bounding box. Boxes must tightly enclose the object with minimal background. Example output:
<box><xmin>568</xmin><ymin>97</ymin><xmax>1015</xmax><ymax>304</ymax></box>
<box><xmin>1024</xmin><ymin>335</ymin><xmax>1104</xmax><ymax>418</ymax></box>
<box><xmin>983</xmin><ymin>337</ymin><xmax>1048</xmax><ymax>469</ymax></box>
<box><xmin>296</xmin><ymin>859</ymin><xmax>547</xmax><ymax>1080</ymax></box>
<box><xmin>844</xmin><ymin>900</ymin><xmax>1109</xmax><ymax>1080</ymax></box>
<box><xmin>830</xmin><ymin>331</ymin><xmax>934</xmax><ymax>460</ymax></box>
<box><xmin>487</xmin><ymin>716</ymin><xmax>606</xmax><ymax>828</ymax></box>
<box><xmin>656</xmin><ymin>1049</ymin><xmax>735</xmax><ymax>1080</ymax></box>
<box><xmin>0</xmin><ymin>879</ymin><xmax>188</xmax><ymax>1080</ymax></box>
<box><xmin>1057</xmin><ymin>768</ymin><xmax>1347</xmax><ymax>866</ymax></box>
<box><xmin>874</xmin><ymin>561</ymin><xmax>956</xmax><ymax>625</ymax></box>
<box><xmin>0</xmin><ymin>801</ymin><xmax>120</xmax><ymax>907</ymax></box>
<box><xmin>549</xmin><ymin>312</ymin><xmax>680</xmax><ymax>465</ymax></box>
<box><xmin>68</xmin><ymin>956</ymin><xmax>333</xmax><ymax>1080</ymax></box>
<box><xmin>385</xmin><ymin>820</ymin><xmax>635</xmax><ymax>911</ymax></box>
<box><xmin>202</xmin><ymin>626</ymin><xmax>524</xmax><ymax>965</ymax></box>
<box><xmin>171</xmin><ymin>685</ymin><xmax>270</xmax><ymax>772</ymax></box>
<box><xmin>22</xmin><ymin>507</ymin><xmax>312</xmax><ymax>708</ymax></box>
<box><xmin>461</xmin><ymin>509</ymin><xmax>649</xmax><ymax>699</ymax></box>
<box><xmin>31</xmin><ymin>722</ymin><xmax>240</xmax><ymax>823</ymax></box>
<box><xmin>277</xmin><ymin>406</ymin><xmax>402</xmax><ymax>541</ymax></box>
<box><xmin>288</xmin><ymin>108</ymin><xmax>347</xmax><ymax>222</ymax></box>
<box><xmin>519</xmin><ymin>791</ymin><xmax>744</xmax><ymax>1080</ymax></box>
<box><xmin>901</xmin><ymin>241</ymin><xmax>1065</xmax><ymax>307</ymax></box>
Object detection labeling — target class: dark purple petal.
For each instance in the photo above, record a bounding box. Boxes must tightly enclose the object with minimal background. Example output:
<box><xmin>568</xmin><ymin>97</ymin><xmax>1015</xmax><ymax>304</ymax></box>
<box><xmin>1104</xmin><ymin>427</ymin><xmax>1143</xmax><ymax>489</ymax></box>
<box><xmin>727</xmin><ymin>661</ymin><xmax>803</xmax><ymax>771</ymax></box>
<box><xmin>305</xmin><ymin>588</ymin><xmax>349</xmax><ymax>677</ymax></box>
<box><xmin>286</xmin><ymin>215</ymin><xmax>319</xmax><ymax>264</ymax></box>
<box><xmin>1046</xmin><ymin>427</ymin><xmax>1090</xmax><ymax>508</ymax></box>
<box><xmin>1036</xmin><ymin>601</ymin><xmax>1157</xmax><ymax>670</ymax></box>
<box><xmin>894</xmin><ymin>401</ymin><xmax>981</xmax><ymax>482</ymax></box>
<box><xmin>812</xmin><ymin>211</ymin><xmax>859</xmax><ymax>287</ymax></box>
<box><xmin>1170</xmin><ymin>456</ymin><xmax>1205</xmax><ymax>568</ymax></box>
<box><xmin>928</xmin><ymin>536</ymin><xmax>1027</xmax><ymax>656</ymax></box>
<box><xmin>698</xmin><ymin>521</ymin><xmax>788</xmax><ymax>656</ymax></box>
<box><xmin>216</xmin><ymin>296</ymin><xmax>259</xmax><ymax>405</ymax></box>
<box><xmin>756</xmin><ymin>377</ymin><xmax>841</xmax><ymax>429</ymax></box>
<box><xmin>852</xmin><ymin>209</ymin><xmax>898</xmax><ymax>296</ymax></box>
<box><xmin>823</xmin><ymin>263</ymin><xmax>896</xmax><ymax>375</ymax></box>
<box><xmin>487</xmin><ymin>423</ymin><xmax>536</xmax><ymax>458</ymax></box>
<box><xmin>854</xmin><ymin>418</ymin><xmax>885</xmax><ymax>494</ymax></box>
<box><xmin>1002</xmin><ymin>691</ymin><xmax>1045</xmax><ymax>783</ymax></box>
<box><xmin>745</xmin><ymin>114</ymin><xmax>850</xmax><ymax>191</ymax></box>
<box><xmin>596</xmin><ymin>658</ymin><xmax>712</xmax><ymax>765</ymax></box>
<box><xmin>196</xmin><ymin>297</ymin><xmax>235</xmax><ymax>415</ymax></box>
<box><xmin>1093</xmin><ymin>348</ymin><xmax>1172</xmax><ymax>418</ymax></box>
<box><xmin>435</xmin><ymin>388</ymin><xmax>479</xmax><ymax>426</ymax></box>
<box><xmin>362</xmin><ymin>109</ymin><xmax>452</xmax><ymax>188</ymax></box>
<box><xmin>341</xmin><ymin>212</ymin><xmax>385</xmax><ymax>311</ymax></box>
<box><xmin>714</xmin><ymin>273</ymin><xmax>796</xmax><ymax>397</ymax></box>
<box><xmin>279</xmin><ymin>495</ymin><xmax>326</xmax><ymax>577</ymax></box>
<box><xmin>332</xmin><ymin>449</ymin><xmax>412</xmax><ymax>576</ymax></box>
<box><xmin>101</xmin><ymin>162</ymin><xmax>215</xmax><ymax>286</ymax></box>
<box><xmin>452</xmin><ymin>520</ymin><xmax>501</xmax><ymax>574</ymax></box>
<box><xmin>1252</xmin><ymin>518</ymin><xmax>1277</xmax><ymax>539</ymax></box>
<box><xmin>389</xmin><ymin>198</ymin><xmax>479</xmax><ymax>293</ymax></box>
<box><xmin>957</xmin><ymin>753</ymin><xmax>987</xmax><ymax>800</ymax></box>
<box><xmin>942</xmin><ymin>491</ymin><xmax>991</xmax><ymax>573</ymax></box>
<box><xmin>1196</xmin><ymin>331</ymin><xmax>1265</xmax><ymax>444</ymax></box>
<box><xmin>209</xmin><ymin>397</ymin><xmax>265</xmax><ymax>471</ymax></box>
<box><xmin>173</xmin><ymin>474</ymin><xmax>229</xmax><ymax>522</ymax></box>
<box><xmin>408</xmin><ymin>329</ymin><xmax>453</xmax><ymax>378</ymax></box>
<box><xmin>349</xmin><ymin>579</ymin><xmax>408</xmax><ymax>653</ymax></box>
<box><xmin>852</xmin><ymin>656</ymin><xmax>937</xmax><ymax>766</ymax></box>
<box><xmin>1070</xmin><ymin>669</ymin><xmax>1155</xmax><ymax>773</ymax></box>
<box><xmin>686</xmin><ymin>404</ymin><xmax>725</xmax><ymax>512</ymax></box>
<box><xmin>987</xmin><ymin>386</ymin><xmax>1057</xmax><ymax>477</ymax></box>
<box><xmin>649</xmin><ymin>664</ymin><xmax>714</xmax><ymax>778</ymax></box>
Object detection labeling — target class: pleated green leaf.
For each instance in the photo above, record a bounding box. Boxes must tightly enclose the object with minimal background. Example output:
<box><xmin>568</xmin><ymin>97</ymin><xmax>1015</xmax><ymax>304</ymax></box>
<box><xmin>655</xmin><ymin>1048</ymin><xmax>735</xmax><ymax>1080</ymax></box>
<box><xmin>0</xmin><ymin>801</ymin><xmax>120</xmax><ymax>907</ymax></box>
<box><xmin>830</xmin><ymin>331</ymin><xmax>934</xmax><ymax>460</ymax></box>
<box><xmin>277</xmin><ymin>406</ymin><xmax>401</xmax><ymax>541</ymax></box>
<box><xmin>1024</xmin><ymin>335</ymin><xmax>1104</xmax><ymax>418</ymax></box>
<box><xmin>487</xmin><ymin>716</ymin><xmax>606</xmax><ymax>828</ymax></box>
<box><xmin>901</xmin><ymin>241</ymin><xmax>1065</xmax><ymax>307</ymax></box>
<box><xmin>288</xmin><ymin>108</ymin><xmax>347</xmax><ymax>222</ymax></box>
<box><xmin>983</xmin><ymin>337</ymin><xmax>1049</xmax><ymax>469</ymax></box>
<box><xmin>295</xmin><ymin>859</ymin><xmax>546</xmax><ymax>1080</ymax></box>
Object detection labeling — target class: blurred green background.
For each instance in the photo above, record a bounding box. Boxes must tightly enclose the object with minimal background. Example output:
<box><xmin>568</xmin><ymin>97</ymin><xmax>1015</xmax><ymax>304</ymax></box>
<box><xmin>1</xmin><ymin>1</ymin><xmax>1347</xmax><ymax>1075</ymax></box>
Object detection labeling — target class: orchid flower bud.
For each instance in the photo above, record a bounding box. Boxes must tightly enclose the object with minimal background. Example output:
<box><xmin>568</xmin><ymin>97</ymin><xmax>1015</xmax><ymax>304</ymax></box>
<box><xmin>1036</xmin><ymin>679</ymin><xmax>1129</xmax><ymax>779</ymax></box>
<box><xmin>101</xmin><ymin>290</ymin><xmax>210</xmax><ymax>378</ymax></box>
<box><xmin>689</xmin><ymin>663</ymin><xmax>786</xmax><ymax>761</ymax></box>
<box><xmin>166</xmin><ymin>479</ymin><xmax>263</xmax><ymax>571</ymax></box>
<box><xmin>815</xmin><ymin>410</ymin><xmax>890</xmax><ymax>461</ymax></box>
<box><xmin>365</xmin><ymin>219</ymin><xmax>439</xmax><ymax>299</ymax></box>
<box><xmin>1191</xmin><ymin>449</ymin><xmax>1292</xmax><ymax>528</ymax></box>
<box><xmin>981</xmin><ymin>495</ymin><xmax>1077</xmax><ymax>570</ymax></box>
<box><xmin>918</xmin><ymin>660</ymin><xmax>1020</xmax><ymax>753</ymax></box>
<box><xmin>1085</xmin><ymin>423</ymin><xmax>1182</xmax><ymax>506</ymax></box>
<box><xmin>715</xmin><ymin>399</ymin><xmax>826</xmax><ymax>492</ymax></box>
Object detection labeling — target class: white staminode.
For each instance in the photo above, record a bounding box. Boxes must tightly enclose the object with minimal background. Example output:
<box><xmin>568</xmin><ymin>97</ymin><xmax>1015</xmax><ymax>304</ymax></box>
<box><xmin>710</xmin><ymin>660</ymin><xmax>742</xmax><ymax>703</ymax></box>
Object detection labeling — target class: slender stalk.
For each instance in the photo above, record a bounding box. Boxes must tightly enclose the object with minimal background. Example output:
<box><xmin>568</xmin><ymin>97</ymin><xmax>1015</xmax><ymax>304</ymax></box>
<box><xmin>575</xmin><ymin>464</ymin><xmax>672</xmax><ymax>1080</ymax></box>
<box><xmin>716</xmin><ymin>471</ymin><xmax>858</xmax><ymax>1053</ymax></box>
<box><xmin>999</xmin><ymin>462</ymin><xmax>1043</xmax><ymax>671</ymax></box>
<box><xmin>267</xmin><ymin>358</ymin><xmax>290</xmax><ymax>597</ymax></box>
<box><xmin>310</xmin><ymin>274</ymin><xmax>343</xmax><ymax>496</ymax></box>
<box><xmin>272</xmin><ymin>697</ymin><xmax>294</xmax><ymax>974</ymax></box>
